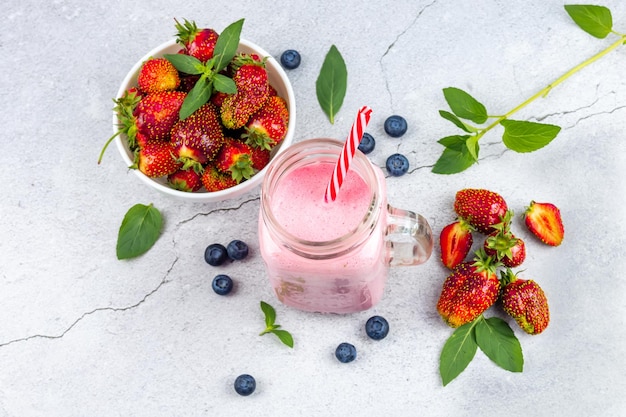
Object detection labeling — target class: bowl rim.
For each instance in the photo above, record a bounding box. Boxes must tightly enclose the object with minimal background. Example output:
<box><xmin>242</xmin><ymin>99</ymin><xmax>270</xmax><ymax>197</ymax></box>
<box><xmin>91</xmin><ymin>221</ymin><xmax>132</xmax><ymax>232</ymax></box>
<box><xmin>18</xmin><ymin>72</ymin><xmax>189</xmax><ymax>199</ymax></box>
<box><xmin>112</xmin><ymin>38</ymin><xmax>296</xmax><ymax>202</ymax></box>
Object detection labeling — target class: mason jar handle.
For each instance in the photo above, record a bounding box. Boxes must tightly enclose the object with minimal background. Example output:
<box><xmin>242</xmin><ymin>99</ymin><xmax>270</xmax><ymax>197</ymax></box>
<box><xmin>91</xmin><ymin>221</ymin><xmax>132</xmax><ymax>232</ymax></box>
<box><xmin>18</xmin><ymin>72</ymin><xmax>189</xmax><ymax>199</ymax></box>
<box><xmin>385</xmin><ymin>204</ymin><xmax>433</xmax><ymax>267</ymax></box>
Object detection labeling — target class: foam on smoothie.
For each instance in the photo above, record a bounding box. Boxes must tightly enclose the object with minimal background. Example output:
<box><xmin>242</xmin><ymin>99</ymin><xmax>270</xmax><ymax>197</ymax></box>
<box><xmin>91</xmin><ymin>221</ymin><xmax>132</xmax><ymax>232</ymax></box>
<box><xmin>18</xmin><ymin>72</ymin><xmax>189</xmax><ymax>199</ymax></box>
<box><xmin>270</xmin><ymin>161</ymin><xmax>372</xmax><ymax>242</ymax></box>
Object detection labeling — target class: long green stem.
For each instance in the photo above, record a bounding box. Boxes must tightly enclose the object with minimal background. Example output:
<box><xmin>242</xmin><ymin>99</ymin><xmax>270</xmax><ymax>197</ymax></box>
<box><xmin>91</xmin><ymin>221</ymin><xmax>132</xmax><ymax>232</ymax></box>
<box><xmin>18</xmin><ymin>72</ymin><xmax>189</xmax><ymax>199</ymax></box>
<box><xmin>478</xmin><ymin>34</ymin><xmax>626</xmax><ymax>136</ymax></box>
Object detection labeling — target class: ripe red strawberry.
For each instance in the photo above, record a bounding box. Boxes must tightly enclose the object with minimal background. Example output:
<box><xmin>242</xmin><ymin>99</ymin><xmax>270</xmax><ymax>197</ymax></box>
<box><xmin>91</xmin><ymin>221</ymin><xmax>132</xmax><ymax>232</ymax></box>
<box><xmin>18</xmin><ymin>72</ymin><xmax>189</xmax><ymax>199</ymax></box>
<box><xmin>454</xmin><ymin>188</ymin><xmax>508</xmax><ymax>234</ymax></box>
<box><xmin>249</xmin><ymin>146</ymin><xmax>271</xmax><ymax>171</ymax></box>
<box><xmin>210</xmin><ymin>91</ymin><xmax>229</xmax><ymax>108</ymax></box>
<box><xmin>167</xmin><ymin>168</ymin><xmax>203</xmax><ymax>192</ymax></box>
<box><xmin>483</xmin><ymin>211</ymin><xmax>526</xmax><ymax>267</ymax></box>
<box><xmin>178</xmin><ymin>74</ymin><xmax>200</xmax><ymax>93</ymax></box>
<box><xmin>242</xmin><ymin>95</ymin><xmax>289</xmax><ymax>150</ymax></box>
<box><xmin>137</xmin><ymin>58</ymin><xmax>180</xmax><ymax>93</ymax></box>
<box><xmin>169</xmin><ymin>103</ymin><xmax>224</xmax><ymax>172</ymax></box>
<box><xmin>436</xmin><ymin>249</ymin><xmax>501</xmax><ymax>328</ymax></box>
<box><xmin>439</xmin><ymin>219</ymin><xmax>474</xmax><ymax>270</ymax></box>
<box><xmin>201</xmin><ymin>165</ymin><xmax>238</xmax><ymax>192</ymax></box>
<box><xmin>135</xmin><ymin>131</ymin><xmax>150</xmax><ymax>149</ymax></box>
<box><xmin>215</xmin><ymin>138</ymin><xmax>254</xmax><ymax>183</ymax></box>
<box><xmin>174</xmin><ymin>18</ymin><xmax>219</xmax><ymax>62</ymax></box>
<box><xmin>500</xmin><ymin>269</ymin><xmax>550</xmax><ymax>335</ymax></box>
<box><xmin>134</xmin><ymin>140</ymin><xmax>181</xmax><ymax>178</ymax></box>
<box><xmin>524</xmin><ymin>201</ymin><xmax>564</xmax><ymax>246</ymax></box>
<box><xmin>134</xmin><ymin>91</ymin><xmax>186</xmax><ymax>141</ymax></box>
<box><xmin>220</xmin><ymin>54</ymin><xmax>270</xmax><ymax>130</ymax></box>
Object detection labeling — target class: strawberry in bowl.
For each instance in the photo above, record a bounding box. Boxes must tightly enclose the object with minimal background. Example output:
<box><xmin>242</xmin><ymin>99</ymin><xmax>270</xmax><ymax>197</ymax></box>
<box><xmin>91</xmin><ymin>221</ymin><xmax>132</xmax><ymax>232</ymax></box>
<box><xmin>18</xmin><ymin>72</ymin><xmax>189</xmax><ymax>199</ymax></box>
<box><xmin>99</xmin><ymin>18</ymin><xmax>296</xmax><ymax>203</ymax></box>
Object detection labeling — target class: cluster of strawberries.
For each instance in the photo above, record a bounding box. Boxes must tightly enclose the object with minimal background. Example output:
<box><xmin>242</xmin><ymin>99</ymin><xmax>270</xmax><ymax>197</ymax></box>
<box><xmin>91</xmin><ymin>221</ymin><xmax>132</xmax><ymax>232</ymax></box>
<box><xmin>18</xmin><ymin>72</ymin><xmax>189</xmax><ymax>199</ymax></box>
<box><xmin>436</xmin><ymin>188</ymin><xmax>564</xmax><ymax>335</ymax></box>
<box><xmin>101</xmin><ymin>19</ymin><xmax>289</xmax><ymax>193</ymax></box>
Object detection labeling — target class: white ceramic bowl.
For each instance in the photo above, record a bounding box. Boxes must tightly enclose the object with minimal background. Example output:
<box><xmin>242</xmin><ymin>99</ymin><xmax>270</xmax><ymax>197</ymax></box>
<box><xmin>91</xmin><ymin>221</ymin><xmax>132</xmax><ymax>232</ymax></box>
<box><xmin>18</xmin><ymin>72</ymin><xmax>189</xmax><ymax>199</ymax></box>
<box><xmin>113</xmin><ymin>39</ymin><xmax>296</xmax><ymax>202</ymax></box>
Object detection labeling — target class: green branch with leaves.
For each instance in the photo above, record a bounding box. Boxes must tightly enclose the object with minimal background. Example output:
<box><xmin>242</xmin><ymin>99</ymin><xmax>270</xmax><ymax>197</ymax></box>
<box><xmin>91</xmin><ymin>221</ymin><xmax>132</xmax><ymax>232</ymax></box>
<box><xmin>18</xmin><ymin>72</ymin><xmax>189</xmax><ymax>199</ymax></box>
<box><xmin>433</xmin><ymin>4</ymin><xmax>625</xmax><ymax>174</ymax></box>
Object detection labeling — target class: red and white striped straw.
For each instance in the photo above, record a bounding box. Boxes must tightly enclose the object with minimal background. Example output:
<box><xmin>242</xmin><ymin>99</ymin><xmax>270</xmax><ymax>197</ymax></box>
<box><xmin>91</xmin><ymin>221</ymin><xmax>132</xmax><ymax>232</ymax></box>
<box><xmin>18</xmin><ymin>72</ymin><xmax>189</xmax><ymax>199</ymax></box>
<box><xmin>324</xmin><ymin>106</ymin><xmax>373</xmax><ymax>202</ymax></box>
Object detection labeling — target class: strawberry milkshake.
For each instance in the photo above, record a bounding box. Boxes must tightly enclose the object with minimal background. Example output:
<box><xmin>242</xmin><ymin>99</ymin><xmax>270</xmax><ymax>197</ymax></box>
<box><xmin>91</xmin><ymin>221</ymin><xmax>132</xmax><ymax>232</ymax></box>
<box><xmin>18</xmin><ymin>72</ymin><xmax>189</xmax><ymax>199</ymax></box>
<box><xmin>259</xmin><ymin>139</ymin><xmax>433</xmax><ymax>313</ymax></box>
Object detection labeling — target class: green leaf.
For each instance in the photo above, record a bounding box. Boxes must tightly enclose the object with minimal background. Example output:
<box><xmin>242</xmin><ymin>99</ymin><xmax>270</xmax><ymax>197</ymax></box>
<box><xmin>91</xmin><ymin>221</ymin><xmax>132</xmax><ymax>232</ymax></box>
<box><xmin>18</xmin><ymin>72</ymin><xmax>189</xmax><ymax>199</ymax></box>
<box><xmin>213</xmin><ymin>18</ymin><xmax>244</xmax><ymax>73</ymax></box>
<box><xmin>213</xmin><ymin>73</ymin><xmax>237</xmax><ymax>94</ymax></box>
<box><xmin>116</xmin><ymin>203</ymin><xmax>162</xmax><ymax>260</ymax></box>
<box><xmin>443</xmin><ymin>87</ymin><xmax>488</xmax><ymax>124</ymax></box>
<box><xmin>163</xmin><ymin>54</ymin><xmax>204</xmax><ymax>75</ymax></box>
<box><xmin>475</xmin><ymin>317</ymin><xmax>524</xmax><ymax>373</ymax></box>
<box><xmin>316</xmin><ymin>45</ymin><xmax>347</xmax><ymax>124</ymax></box>
<box><xmin>260</xmin><ymin>301</ymin><xmax>276</xmax><ymax>327</ymax></box>
<box><xmin>180</xmin><ymin>75</ymin><xmax>212</xmax><ymax>119</ymax></box>
<box><xmin>439</xmin><ymin>320</ymin><xmax>478</xmax><ymax>386</ymax></box>
<box><xmin>272</xmin><ymin>329</ymin><xmax>294</xmax><ymax>348</ymax></box>
<box><xmin>438</xmin><ymin>134</ymin><xmax>470</xmax><ymax>150</ymax></box>
<box><xmin>439</xmin><ymin>110</ymin><xmax>473</xmax><ymax>133</ymax></box>
<box><xmin>466</xmin><ymin>135</ymin><xmax>480</xmax><ymax>161</ymax></box>
<box><xmin>564</xmin><ymin>4</ymin><xmax>613</xmax><ymax>39</ymax></box>
<box><xmin>432</xmin><ymin>136</ymin><xmax>479</xmax><ymax>174</ymax></box>
<box><xmin>500</xmin><ymin>119</ymin><xmax>561</xmax><ymax>153</ymax></box>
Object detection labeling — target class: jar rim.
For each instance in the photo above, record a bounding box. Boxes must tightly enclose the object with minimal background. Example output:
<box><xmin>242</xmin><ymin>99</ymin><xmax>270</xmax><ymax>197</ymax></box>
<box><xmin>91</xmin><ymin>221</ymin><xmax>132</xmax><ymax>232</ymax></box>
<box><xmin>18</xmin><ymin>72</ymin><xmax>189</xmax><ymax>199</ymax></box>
<box><xmin>260</xmin><ymin>138</ymin><xmax>383</xmax><ymax>259</ymax></box>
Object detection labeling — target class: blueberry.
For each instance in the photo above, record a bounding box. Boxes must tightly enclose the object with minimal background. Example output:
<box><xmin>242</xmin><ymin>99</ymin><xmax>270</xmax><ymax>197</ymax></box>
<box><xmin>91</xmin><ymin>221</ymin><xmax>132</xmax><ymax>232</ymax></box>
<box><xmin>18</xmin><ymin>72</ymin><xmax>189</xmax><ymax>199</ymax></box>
<box><xmin>335</xmin><ymin>342</ymin><xmax>357</xmax><ymax>363</ymax></box>
<box><xmin>384</xmin><ymin>115</ymin><xmax>408</xmax><ymax>137</ymax></box>
<box><xmin>358</xmin><ymin>133</ymin><xmax>376</xmax><ymax>154</ymax></box>
<box><xmin>234</xmin><ymin>374</ymin><xmax>256</xmax><ymax>396</ymax></box>
<box><xmin>280</xmin><ymin>49</ymin><xmax>301</xmax><ymax>70</ymax></box>
<box><xmin>227</xmin><ymin>239</ymin><xmax>249</xmax><ymax>261</ymax></box>
<box><xmin>212</xmin><ymin>274</ymin><xmax>233</xmax><ymax>295</ymax></box>
<box><xmin>365</xmin><ymin>315</ymin><xmax>390</xmax><ymax>340</ymax></box>
<box><xmin>385</xmin><ymin>153</ymin><xmax>409</xmax><ymax>177</ymax></box>
<box><xmin>204</xmin><ymin>243</ymin><xmax>228</xmax><ymax>266</ymax></box>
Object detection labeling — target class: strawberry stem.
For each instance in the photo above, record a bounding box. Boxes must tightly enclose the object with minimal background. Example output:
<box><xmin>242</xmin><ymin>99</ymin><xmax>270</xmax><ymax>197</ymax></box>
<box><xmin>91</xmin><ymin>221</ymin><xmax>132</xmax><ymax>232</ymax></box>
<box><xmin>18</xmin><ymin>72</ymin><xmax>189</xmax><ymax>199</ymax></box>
<box><xmin>97</xmin><ymin>130</ymin><xmax>122</xmax><ymax>164</ymax></box>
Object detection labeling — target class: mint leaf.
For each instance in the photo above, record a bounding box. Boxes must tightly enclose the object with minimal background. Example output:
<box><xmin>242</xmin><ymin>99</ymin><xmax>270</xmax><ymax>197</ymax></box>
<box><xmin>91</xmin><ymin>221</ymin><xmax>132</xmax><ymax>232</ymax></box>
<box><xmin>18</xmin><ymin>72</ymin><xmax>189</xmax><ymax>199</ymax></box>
<box><xmin>443</xmin><ymin>87</ymin><xmax>488</xmax><ymax>124</ymax></box>
<box><xmin>213</xmin><ymin>73</ymin><xmax>237</xmax><ymax>94</ymax></box>
<box><xmin>466</xmin><ymin>135</ymin><xmax>480</xmax><ymax>161</ymax></box>
<box><xmin>439</xmin><ymin>110</ymin><xmax>473</xmax><ymax>133</ymax></box>
<box><xmin>259</xmin><ymin>301</ymin><xmax>293</xmax><ymax>348</ymax></box>
<box><xmin>437</xmin><ymin>134</ymin><xmax>470</xmax><ymax>150</ymax></box>
<box><xmin>316</xmin><ymin>45</ymin><xmax>347</xmax><ymax>124</ymax></box>
<box><xmin>213</xmin><ymin>18</ymin><xmax>244</xmax><ymax>73</ymax></box>
<box><xmin>475</xmin><ymin>317</ymin><xmax>524</xmax><ymax>373</ymax></box>
<box><xmin>180</xmin><ymin>75</ymin><xmax>212</xmax><ymax>119</ymax></box>
<box><xmin>163</xmin><ymin>54</ymin><xmax>204</xmax><ymax>75</ymax></box>
<box><xmin>564</xmin><ymin>4</ymin><xmax>612</xmax><ymax>39</ymax></box>
<box><xmin>500</xmin><ymin>119</ymin><xmax>561</xmax><ymax>153</ymax></box>
<box><xmin>260</xmin><ymin>301</ymin><xmax>276</xmax><ymax>327</ymax></box>
<box><xmin>272</xmin><ymin>329</ymin><xmax>294</xmax><ymax>348</ymax></box>
<box><xmin>432</xmin><ymin>136</ymin><xmax>479</xmax><ymax>174</ymax></box>
<box><xmin>439</xmin><ymin>320</ymin><xmax>478</xmax><ymax>386</ymax></box>
<box><xmin>116</xmin><ymin>203</ymin><xmax>162</xmax><ymax>260</ymax></box>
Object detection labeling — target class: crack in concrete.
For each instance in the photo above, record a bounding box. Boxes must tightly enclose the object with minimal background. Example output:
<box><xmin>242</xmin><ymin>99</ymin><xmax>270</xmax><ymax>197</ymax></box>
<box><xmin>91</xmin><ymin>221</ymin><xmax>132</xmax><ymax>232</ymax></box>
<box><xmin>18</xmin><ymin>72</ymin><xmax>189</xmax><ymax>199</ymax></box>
<box><xmin>532</xmin><ymin>95</ymin><xmax>602</xmax><ymax>122</ymax></box>
<box><xmin>380</xmin><ymin>0</ymin><xmax>439</xmax><ymax>110</ymax></box>
<box><xmin>176</xmin><ymin>197</ymin><xmax>259</xmax><ymax>227</ymax></box>
<box><xmin>564</xmin><ymin>104</ymin><xmax>626</xmax><ymax>129</ymax></box>
<box><xmin>0</xmin><ymin>198</ymin><xmax>262</xmax><ymax>349</ymax></box>
<box><xmin>0</xmin><ymin>258</ymin><xmax>178</xmax><ymax>349</ymax></box>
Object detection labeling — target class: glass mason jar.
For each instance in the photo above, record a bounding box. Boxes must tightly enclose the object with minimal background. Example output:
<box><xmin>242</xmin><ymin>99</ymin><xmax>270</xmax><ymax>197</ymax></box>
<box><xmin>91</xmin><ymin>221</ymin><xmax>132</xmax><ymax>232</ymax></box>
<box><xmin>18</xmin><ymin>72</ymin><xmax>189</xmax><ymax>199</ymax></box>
<box><xmin>258</xmin><ymin>138</ymin><xmax>433</xmax><ymax>313</ymax></box>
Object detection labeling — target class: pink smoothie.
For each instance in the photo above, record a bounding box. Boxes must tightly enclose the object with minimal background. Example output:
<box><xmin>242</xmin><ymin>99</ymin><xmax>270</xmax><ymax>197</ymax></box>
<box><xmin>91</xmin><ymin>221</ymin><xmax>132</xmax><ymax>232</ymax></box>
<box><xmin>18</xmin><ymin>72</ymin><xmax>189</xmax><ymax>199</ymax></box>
<box><xmin>259</xmin><ymin>159</ymin><xmax>389</xmax><ymax>313</ymax></box>
<box><xmin>269</xmin><ymin>161</ymin><xmax>372</xmax><ymax>241</ymax></box>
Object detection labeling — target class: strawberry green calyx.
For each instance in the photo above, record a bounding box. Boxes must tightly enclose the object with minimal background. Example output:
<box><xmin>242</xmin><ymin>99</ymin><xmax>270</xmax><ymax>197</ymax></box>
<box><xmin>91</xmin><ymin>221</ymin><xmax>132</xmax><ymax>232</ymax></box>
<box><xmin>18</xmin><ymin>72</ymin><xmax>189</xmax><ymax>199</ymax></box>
<box><xmin>98</xmin><ymin>89</ymin><xmax>142</xmax><ymax>164</ymax></box>
<box><xmin>499</xmin><ymin>268</ymin><xmax>518</xmax><ymax>288</ymax></box>
<box><xmin>229</xmin><ymin>154</ymin><xmax>255</xmax><ymax>183</ymax></box>
<box><xmin>174</xmin><ymin>18</ymin><xmax>200</xmax><ymax>46</ymax></box>
<box><xmin>471</xmin><ymin>248</ymin><xmax>501</xmax><ymax>276</ymax></box>
<box><xmin>231</xmin><ymin>53</ymin><xmax>267</xmax><ymax>71</ymax></box>
<box><xmin>485</xmin><ymin>229</ymin><xmax>517</xmax><ymax>261</ymax></box>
